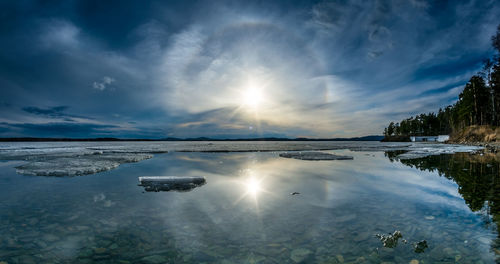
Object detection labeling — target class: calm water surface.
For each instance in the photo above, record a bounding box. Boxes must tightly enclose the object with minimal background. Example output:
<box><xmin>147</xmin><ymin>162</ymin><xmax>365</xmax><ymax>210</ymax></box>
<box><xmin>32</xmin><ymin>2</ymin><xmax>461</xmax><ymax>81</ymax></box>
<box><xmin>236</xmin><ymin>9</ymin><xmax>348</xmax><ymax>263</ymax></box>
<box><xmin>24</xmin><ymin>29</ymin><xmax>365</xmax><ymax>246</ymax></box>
<box><xmin>0</xmin><ymin>146</ymin><xmax>499</xmax><ymax>263</ymax></box>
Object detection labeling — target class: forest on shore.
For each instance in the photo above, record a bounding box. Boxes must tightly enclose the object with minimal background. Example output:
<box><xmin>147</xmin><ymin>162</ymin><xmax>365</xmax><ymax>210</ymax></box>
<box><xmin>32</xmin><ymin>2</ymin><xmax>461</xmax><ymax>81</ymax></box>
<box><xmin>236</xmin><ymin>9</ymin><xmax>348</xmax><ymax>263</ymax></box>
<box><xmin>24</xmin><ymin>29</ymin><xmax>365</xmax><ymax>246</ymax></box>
<box><xmin>383</xmin><ymin>24</ymin><xmax>500</xmax><ymax>140</ymax></box>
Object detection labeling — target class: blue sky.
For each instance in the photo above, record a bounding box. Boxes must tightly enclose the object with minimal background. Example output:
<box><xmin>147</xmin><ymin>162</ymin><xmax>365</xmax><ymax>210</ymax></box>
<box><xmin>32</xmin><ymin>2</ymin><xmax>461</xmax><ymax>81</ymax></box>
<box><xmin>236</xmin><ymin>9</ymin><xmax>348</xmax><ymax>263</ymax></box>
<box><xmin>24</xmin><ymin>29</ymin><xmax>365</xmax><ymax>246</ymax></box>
<box><xmin>0</xmin><ymin>0</ymin><xmax>498</xmax><ymax>138</ymax></box>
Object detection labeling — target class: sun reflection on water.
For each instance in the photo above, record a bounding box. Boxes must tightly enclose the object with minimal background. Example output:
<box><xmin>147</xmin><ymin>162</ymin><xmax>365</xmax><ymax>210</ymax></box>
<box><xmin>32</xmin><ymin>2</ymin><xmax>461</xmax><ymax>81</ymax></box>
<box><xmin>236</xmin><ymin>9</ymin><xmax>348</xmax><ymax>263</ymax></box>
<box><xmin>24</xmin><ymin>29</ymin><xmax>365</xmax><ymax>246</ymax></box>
<box><xmin>245</xmin><ymin>176</ymin><xmax>262</xmax><ymax>197</ymax></box>
<box><xmin>233</xmin><ymin>168</ymin><xmax>271</xmax><ymax>211</ymax></box>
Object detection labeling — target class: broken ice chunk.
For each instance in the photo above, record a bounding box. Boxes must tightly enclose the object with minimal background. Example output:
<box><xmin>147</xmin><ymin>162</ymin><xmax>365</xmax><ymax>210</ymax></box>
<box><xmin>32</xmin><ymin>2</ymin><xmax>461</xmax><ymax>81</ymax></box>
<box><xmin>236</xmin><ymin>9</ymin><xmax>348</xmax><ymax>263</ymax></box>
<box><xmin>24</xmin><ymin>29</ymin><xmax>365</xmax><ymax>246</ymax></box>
<box><xmin>15</xmin><ymin>153</ymin><xmax>153</xmax><ymax>176</ymax></box>
<box><xmin>279</xmin><ymin>152</ymin><xmax>353</xmax><ymax>161</ymax></box>
<box><xmin>138</xmin><ymin>176</ymin><xmax>206</xmax><ymax>192</ymax></box>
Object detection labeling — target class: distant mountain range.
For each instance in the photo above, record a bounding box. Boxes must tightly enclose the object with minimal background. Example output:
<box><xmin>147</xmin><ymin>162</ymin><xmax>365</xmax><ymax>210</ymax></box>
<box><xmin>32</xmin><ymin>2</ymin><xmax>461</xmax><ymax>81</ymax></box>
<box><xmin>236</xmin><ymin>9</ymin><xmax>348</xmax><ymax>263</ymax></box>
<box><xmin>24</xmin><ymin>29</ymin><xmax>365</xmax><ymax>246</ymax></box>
<box><xmin>0</xmin><ymin>135</ymin><xmax>384</xmax><ymax>142</ymax></box>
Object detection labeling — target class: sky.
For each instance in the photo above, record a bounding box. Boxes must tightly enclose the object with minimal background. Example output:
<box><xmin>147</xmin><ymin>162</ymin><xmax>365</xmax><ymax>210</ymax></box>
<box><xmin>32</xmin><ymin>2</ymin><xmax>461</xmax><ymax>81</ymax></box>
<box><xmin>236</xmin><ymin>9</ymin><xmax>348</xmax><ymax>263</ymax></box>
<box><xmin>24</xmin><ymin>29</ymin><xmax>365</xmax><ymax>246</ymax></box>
<box><xmin>0</xmin><ymin>0</ymin><xmax>498</xmax><ymax>139</ymax></box>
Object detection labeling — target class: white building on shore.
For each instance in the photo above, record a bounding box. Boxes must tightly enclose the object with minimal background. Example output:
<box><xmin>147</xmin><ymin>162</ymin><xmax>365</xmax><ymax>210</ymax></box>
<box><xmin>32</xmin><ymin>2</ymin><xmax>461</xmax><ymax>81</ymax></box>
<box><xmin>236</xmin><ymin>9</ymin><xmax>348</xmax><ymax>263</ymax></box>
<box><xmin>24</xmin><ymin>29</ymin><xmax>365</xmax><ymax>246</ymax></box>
<box><xmin>410</xmin><ymin>135</ymin><xmax>449</xmax><ymax>142</ymax></box>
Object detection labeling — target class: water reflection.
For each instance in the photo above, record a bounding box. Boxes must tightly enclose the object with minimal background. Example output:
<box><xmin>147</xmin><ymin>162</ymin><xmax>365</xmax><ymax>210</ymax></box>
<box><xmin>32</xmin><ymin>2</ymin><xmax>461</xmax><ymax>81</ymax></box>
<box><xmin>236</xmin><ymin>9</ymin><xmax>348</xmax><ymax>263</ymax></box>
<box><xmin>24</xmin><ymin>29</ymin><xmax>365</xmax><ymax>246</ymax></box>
<box><xmin>387</xmin><ymin>151</ymin><xmax>500</xmax><ymax>261</ymax></box>
<box><xmin>0</xmin><ymin>150</ymin><xmax>499</xmax><ymax>263</ymax></box>
<box><xmin>244</xmin><ymin>176</ymin><xmax>262</xmax><ymax>197</ymax></box>
<box><xmin>231</xmin><ymin>168</ymin><xmax>275</xmax><ymax>215</ymax></box>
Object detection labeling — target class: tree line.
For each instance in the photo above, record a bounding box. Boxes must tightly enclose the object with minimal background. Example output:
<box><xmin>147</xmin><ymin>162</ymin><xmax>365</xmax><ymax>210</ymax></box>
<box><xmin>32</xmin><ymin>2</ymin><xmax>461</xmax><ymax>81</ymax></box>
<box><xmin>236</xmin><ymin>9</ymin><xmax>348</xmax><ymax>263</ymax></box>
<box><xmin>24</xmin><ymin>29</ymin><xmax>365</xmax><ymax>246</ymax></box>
<box><xmin>384</xmin><ymin>24</ymin><xmax>500</xmax><ymax>137</ymax></box>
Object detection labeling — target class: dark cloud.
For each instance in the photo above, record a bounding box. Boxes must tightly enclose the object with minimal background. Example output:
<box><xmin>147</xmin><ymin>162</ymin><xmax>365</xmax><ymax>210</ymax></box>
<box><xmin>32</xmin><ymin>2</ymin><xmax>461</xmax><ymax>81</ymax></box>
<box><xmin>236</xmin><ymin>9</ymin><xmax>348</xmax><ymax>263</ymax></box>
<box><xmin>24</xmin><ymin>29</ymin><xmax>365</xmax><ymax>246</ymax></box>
<box><xmin>21</xmin><ymin>106</ymin><xmax>90</xmax><ymax>120</ymax></box>
<box><xmin>6</xmin><ymin>122</ymin><xmax>117</xmax><ymax>138</ymax></box>
<box><xmin>0</xmin><ymin>0</ymin><xmax>498</xmax><ymax>138</ymax></box>
<box><xmin>22</xmin><ymin>106</ymin><xmax>69</xmax><ymax>116</ymax></box>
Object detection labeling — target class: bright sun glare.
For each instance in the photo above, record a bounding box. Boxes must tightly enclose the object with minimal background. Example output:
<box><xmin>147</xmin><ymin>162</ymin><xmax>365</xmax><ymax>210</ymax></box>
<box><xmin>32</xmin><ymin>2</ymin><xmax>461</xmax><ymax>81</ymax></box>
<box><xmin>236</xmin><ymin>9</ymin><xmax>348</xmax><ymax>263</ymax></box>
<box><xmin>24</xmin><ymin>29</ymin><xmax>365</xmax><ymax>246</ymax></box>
<box><xmin>246</xmin><ymin>177</ymin><xmax>262</xmax><ymax>196</ymax></box>
<box><xmin>243</xmin><ymin>86</ymin><xmax>264</xmax><ymax>109</ymax></box>
<box><xmin>232</xmin><ymin>169</ymin><xmax>274</xmax><ymax>210</ymax></box>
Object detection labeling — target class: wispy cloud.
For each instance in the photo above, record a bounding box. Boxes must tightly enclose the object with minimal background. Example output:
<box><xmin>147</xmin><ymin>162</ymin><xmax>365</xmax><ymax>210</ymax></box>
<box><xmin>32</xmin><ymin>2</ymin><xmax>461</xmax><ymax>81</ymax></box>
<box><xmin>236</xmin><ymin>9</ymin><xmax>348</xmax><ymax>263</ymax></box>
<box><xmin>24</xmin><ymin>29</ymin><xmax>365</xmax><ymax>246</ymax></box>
<box><xmin>0</xmin><ymin>0</ymin><xmax>499</xmax><ymax>138</ymax></box>
<box><xmin>93</xmin><ymin>76</ymin><xmax>115</xmax><ymax>91</ymax></box>
<box><xmin>39</xmin><ymin>19</ymin><xmax>80</xmax><ymax>50</ymax></box>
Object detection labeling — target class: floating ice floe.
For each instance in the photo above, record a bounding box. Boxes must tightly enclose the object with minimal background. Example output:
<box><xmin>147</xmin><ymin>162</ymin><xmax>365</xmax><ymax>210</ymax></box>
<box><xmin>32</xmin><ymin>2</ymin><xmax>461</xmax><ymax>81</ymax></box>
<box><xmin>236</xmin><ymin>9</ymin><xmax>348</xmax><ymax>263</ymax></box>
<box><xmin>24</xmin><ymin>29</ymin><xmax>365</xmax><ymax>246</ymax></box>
<box><xmin>279</xmin><ymin>152</ymin><xmax>353</xmax><ymax>161</ymax></box>
<box><xmin>396</xmin><ymin>144</ymin><xmax>483</xmax><ymax>160</ymax></box>
<box><xmin>0</xmin><ymin>142</ymin><xmax>169</xmax><ymax>176</ymax></box>
<box><xmin>15</xmin><ymin>153</ymin><xmax>153</xmax><ymax>176</ymax></box>
<box><xmin>138</xmin><ymin>176</ymin><xmax>206</xmax><ymax>192</ymax></box>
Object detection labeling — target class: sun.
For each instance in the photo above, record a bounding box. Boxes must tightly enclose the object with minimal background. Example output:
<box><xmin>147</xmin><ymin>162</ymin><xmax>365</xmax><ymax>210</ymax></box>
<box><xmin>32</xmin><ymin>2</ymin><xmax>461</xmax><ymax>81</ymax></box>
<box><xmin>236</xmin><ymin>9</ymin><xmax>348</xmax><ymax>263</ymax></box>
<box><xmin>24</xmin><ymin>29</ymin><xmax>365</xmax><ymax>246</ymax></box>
<box><xmin>243</xmin><ymin>86</ymin><xmax>264</xmax><ymax>108</ymax></box>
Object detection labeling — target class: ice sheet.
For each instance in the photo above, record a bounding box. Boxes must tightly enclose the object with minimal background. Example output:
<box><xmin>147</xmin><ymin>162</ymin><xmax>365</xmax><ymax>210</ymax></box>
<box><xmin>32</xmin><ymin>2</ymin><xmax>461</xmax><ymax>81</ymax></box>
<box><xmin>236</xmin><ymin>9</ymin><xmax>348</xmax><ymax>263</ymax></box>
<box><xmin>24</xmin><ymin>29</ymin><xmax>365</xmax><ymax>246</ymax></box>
<box><xmin>396</xmin><ymin>144</ymin><xmax>483</xmax><ymax>160</ymax></box>
<box><xmin>279</xmin><ymin>151</ymin><xmax>353</xmax><ymax>160</ymax></box>
<box><xmin>138</xmin><ymin>176</ymin><xmax>206</xmax><ymax>192</ymax></box>
<box><xmin>15</xmin><ymin>153</ymin><xmax>153</xmax><ymax>176</ymax></box>
<box><xmin>0</xmin><ymin>141</ymin><xmax>484</xmax><ymax>176</ymax></box>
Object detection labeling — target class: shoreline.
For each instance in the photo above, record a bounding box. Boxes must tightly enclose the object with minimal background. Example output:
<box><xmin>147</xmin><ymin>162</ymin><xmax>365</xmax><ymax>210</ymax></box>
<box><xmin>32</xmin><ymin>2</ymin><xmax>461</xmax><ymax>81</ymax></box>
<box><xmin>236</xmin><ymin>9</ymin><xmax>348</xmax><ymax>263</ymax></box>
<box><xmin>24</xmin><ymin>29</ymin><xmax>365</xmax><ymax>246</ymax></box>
<box><xmin>449</xmin><ymin>141</ymin><xmax>499</xmax><ymax>153</ymax></box>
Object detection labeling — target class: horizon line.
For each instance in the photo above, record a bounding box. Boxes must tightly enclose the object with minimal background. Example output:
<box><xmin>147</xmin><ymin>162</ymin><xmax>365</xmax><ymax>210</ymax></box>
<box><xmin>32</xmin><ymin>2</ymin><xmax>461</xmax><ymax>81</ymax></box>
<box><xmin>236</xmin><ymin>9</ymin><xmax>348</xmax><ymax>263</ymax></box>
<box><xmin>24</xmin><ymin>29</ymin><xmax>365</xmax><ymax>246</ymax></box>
<box><xmin>0</xmin><ymin>135</ymin><xmax>384</xmax><ymax>142</ymax></box>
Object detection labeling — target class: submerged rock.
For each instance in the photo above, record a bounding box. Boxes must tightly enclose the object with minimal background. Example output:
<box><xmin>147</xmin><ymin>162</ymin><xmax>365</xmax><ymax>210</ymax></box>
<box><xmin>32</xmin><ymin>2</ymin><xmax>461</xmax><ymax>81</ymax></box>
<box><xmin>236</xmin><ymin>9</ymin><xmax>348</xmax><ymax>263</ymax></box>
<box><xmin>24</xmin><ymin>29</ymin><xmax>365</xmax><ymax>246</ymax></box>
<box><xmin>141</xmin><ymin>255</ymin><xmax>169</xmax><ymax>264</ymax></box>
<box><xmin>290</xmin><ymin>248</ymin><xmax>312</xmax><ymax>263</ymax></box>
<box><xmin>42</xmin><ymin>234</ymin><xmax>60</xmax><ymax>242</ymax></box>
<box><xmin>279</xmin><ymin>152</ymin><xmax>353</xmax><ymax>161</ymax></box>
<box><xmin>375</xmin><ymin>230</ymin><xmax>403</xmax><ymax>248</ymax></box>
<box><xmin>138</xmin><ymin>176</ymin><xmax>206</xmax><ymax>192</ymax></box>
<box><xmin>413</xmin><ymin>240</ymin><xmax>428</xmax><ymax>253</ymax></box>
<box><xmin>94</xmin><ymin>247</ymin><xmax>107</xmax><ymax>254</ymax></box>
<box><xmin>334</xmin><ymin>214</ymin><xmax>356</xmax><ymax>223</ymax></box>
<box><xmin>376</xmin><ymin>230</ymin><xmax>429</xmax><ymax>253</ymax></box>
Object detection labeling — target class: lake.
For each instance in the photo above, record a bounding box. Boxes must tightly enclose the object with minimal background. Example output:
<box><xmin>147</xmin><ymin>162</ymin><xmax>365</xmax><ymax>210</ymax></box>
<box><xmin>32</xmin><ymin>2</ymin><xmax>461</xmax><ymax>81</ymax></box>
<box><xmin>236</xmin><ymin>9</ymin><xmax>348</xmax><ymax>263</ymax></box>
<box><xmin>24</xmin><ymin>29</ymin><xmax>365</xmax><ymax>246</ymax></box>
<box><xmin>0</xmin><ymin>141</ymin><xmax>498</xmax><ymax>263</ymax></box>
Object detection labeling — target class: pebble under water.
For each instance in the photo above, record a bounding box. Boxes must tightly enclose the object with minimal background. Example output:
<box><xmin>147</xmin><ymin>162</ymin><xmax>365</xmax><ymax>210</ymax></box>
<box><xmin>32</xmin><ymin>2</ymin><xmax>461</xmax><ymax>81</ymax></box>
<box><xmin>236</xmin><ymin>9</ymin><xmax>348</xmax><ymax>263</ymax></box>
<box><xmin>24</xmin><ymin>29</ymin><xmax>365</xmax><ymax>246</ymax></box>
<box><xmin>0</xmin><ymin>143</ymin><xmax>499</xmax><ymax>263</ymax></box>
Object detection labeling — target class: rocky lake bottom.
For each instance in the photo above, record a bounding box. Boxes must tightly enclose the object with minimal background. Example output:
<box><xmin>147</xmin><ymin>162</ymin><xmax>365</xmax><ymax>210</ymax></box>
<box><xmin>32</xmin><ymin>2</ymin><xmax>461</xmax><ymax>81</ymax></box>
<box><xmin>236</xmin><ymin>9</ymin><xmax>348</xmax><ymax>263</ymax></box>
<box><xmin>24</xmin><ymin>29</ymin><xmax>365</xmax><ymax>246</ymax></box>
<box><xmin>0</xmin><ymin>141</ymin><xmax>498</xmax><ymax>263</ymax></box>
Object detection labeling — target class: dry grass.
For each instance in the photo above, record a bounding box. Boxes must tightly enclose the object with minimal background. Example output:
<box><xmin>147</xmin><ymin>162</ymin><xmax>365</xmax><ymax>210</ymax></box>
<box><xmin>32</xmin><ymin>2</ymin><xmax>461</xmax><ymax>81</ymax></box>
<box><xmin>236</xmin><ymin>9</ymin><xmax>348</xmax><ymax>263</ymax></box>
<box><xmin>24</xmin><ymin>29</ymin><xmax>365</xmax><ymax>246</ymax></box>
<box><xmin>449</xmin><ymin>125</ymin><xmax>499</xmax><ymax>144</ymax></box>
